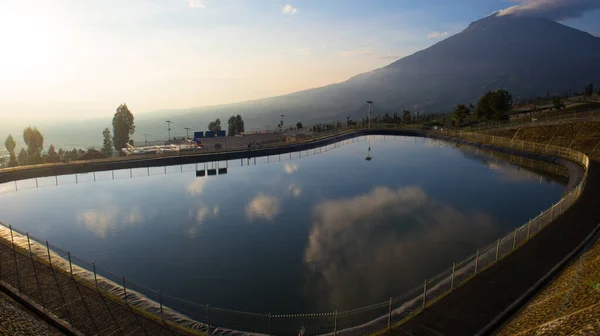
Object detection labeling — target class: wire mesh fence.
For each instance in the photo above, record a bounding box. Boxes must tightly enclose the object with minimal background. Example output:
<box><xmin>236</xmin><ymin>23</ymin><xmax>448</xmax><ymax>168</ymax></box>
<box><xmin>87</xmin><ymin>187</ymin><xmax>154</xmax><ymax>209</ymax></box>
<box><xmin>0</xmin><ymin>130</ymin><xmax>590</xmax><ymax>336</ymax></box>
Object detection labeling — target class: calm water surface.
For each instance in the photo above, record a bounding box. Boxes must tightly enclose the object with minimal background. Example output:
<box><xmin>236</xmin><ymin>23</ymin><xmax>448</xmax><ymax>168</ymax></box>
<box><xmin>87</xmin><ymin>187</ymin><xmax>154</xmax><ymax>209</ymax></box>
<box><xmin>0</xmin><ymin>136</ymin><xmax>566</xmax><ymax>314</ymax></box>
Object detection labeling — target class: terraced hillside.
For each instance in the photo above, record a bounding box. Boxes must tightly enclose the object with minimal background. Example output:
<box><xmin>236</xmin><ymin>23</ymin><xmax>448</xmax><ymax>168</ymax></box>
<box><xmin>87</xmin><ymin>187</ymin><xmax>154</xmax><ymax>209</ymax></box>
<box><xmin>484</xmin><ymin>119</ymin><xmax>600</xmax><ymax>160</ymax></box>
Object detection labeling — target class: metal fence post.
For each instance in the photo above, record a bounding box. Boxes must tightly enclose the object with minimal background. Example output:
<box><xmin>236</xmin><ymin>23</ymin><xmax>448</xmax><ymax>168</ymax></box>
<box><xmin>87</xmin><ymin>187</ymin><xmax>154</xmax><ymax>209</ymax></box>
<box><xmin>387</xmin><ymin>297</ymin><xmax>392</xmax><ymax>330</ymax></box>
<box><xmin>93</xmin><ymin>262</ymin><xmax>98</xmax><ymax>290</ymax></box>
<box><xmin>159</xmin><ymin>290</ymin><xmax>164</xmax><ymax>320</ymax></box>
<box><xmin>513</xmin><ymin>228</ymin><xmax>518</xmax><ymax>250</ymax></box>
<box><xmin>27</xmin><ymin>233</ymin><xmax>46</xmax><ymax>311</ymax></box>
<box><xmin>450</xmin><ymin>263</ymin><xmax>455</xmax><ymax>290</ymax></box>
<box><xmin>123</xmin><ymin>276</ymin><xmax>129</xmax><ymax>304</ymax></box>
<box><xmin>67</xmin><ymin>251</ymin><xmax>73</xmax><ymax>276</ymax></box>
<box><xmin>207</xmin><ymin>304</ymin><xmax>211</xmax><ymax>334</ymax></box>
<box><xmin>422</xmin><ymin>279</ymin><xmax>427</xmax><ymax>309</ymax></box>
<box><xmin>46</xmin><ymin>241</ymin><xmax>73</xmax><ymax>326</ymax></box>
<box><xmin>475</xmin><ymin>249</ymin><xmax>480</xmax><ymax>274</ymax></box>
<box><xmin>495</xmin><ymin>238</ymin><xmax>500</xmax><ymax>261</ymax></box>
<box><xmin>334</xmin><ymin>311</ymin><xmax>338</xmax><ymax>336</ymax></box>
<box><xmin>9</xmin><ymin>225</ymin><xmax>20</xmax><ymax>291</ymax></box>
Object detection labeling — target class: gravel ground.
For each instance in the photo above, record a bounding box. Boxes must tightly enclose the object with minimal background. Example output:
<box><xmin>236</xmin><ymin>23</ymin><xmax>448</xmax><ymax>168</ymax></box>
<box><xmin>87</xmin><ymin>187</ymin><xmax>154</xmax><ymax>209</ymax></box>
<box><xmin>0</xmin><ymin>291</ymin><xmax>63</xmax><ymax>336</ymax></box>
<box><xmin>497</xmin><ymin>233</ymin><xmax>600</xmax><ymax>335</ymax></box>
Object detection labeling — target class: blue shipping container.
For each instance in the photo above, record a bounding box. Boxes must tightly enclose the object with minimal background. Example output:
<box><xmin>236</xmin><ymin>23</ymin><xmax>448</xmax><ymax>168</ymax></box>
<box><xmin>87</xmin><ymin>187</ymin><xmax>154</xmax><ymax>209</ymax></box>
<box><xmin>217</xmin><ymin>130</ymin><xmax>226</xmax><ymax>137</ymax></box>
<box><xmin>205</xmin><ymin>131</ymin><xmax>215</xmax><ymax>138</ymax></box>
<box><xmin>193</xmin><ymin>131</ymin><xmax>204</xmax><ymax>140</ymax></box>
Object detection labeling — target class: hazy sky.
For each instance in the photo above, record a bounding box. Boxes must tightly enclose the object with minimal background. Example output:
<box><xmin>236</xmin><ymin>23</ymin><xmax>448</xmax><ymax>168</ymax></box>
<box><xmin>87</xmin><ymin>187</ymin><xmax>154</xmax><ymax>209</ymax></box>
<box><xmin>0</xmin><ymin>0</ymin><xmax>598</xmax><ymax>123</ymax></box>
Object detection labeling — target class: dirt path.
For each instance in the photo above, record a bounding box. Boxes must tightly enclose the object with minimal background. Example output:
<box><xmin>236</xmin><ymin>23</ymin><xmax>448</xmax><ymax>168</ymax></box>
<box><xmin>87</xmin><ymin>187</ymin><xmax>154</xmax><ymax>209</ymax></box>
<box><xmin>385</xmin><ymin>160</ymin><xmax>600</xmax><ymax>336</ymax></box>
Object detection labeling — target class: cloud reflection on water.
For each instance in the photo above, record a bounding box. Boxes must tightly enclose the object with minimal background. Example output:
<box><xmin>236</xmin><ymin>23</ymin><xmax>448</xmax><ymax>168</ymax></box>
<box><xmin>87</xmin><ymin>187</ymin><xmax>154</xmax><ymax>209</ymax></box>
<box><xmin>284</xmin><ymin>163</ymin><xmax>299</xmax><ymax>175</ymax></box>
<box><xmin>77</xmin><ymin>205</ymin><xmax>145</xmax><ymax>239</ymax></box>
<box><xmin>304</xmin><ymin>186</ymin><xmax>497</xmax><ymax>310</ymax></box>
<box><xmin>245</xmin><ymin>194</ymin><xmax>281</xmax><ymax>221</ymax></box>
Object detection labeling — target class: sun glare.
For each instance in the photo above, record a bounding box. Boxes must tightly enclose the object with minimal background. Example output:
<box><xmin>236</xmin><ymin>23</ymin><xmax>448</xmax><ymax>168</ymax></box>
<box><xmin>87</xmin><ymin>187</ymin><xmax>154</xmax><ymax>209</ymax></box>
<box><xmin>0</xmin><ymin>2</ymin><xmax>66</xmax><ymax>82</ymax></box>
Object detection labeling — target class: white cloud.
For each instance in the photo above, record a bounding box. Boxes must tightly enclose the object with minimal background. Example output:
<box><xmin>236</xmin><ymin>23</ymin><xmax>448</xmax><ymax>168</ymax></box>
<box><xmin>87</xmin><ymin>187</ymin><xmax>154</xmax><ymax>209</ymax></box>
<box><xmin>246</xmin><ymin>194</ymin><xmax>281</xmax><ymax>221</ymax></box>
<box><xmin>427</xmin><ymin>31</ymin><xmax>448</xmax><ymax>39</ymax></box>
<box><xmin>497</xmin><ymin>0</ymin><xmax>600</xmax><ymax>20</ymax></box>
<box><xmin>282</xmin><ymin>4</ymin><xmax>298</xmax><ymax>15</ymax></box>
<box><xmin>185</xmin><ymin>0</ymin><xmax>206</xmax><ymax>9</ymax></box>
<box><xmin>284</xmin><ymin>163</ymin><xmax>299</xmax><ymax>175</ymax></box>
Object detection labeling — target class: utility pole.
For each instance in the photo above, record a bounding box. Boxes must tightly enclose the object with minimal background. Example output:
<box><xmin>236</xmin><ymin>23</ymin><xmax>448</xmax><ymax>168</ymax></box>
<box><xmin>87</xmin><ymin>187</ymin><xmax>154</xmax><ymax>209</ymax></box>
<box><xmin>143</xmin><ymin>134</ymin><xmax>151</xmax><ymax>146</ymax></box>
<box><xmin>166</xmin><ymin>121</ymin><xmax>173</xmax><ymax>144</ymax></box>
<box><xmin>184</xmin><ymin>128</ymin><xmax>192</xmax><ymax>139</ymax></box>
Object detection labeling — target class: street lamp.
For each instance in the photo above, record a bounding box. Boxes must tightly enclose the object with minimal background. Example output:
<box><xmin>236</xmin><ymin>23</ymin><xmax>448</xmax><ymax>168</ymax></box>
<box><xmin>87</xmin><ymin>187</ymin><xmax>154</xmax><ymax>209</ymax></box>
<box><xmin>166</xmin><ymin>121</ymin><xmax>173</xmax><ymax>144</ymax></box>
<box><xmin>366</xmin><ymin>101</ymin><xmax>374</xmax><ymax>129</ymax></box>
<box><xmin>365</xmin><ymin>136</ymin><xmax>372</xmax><ymax>161</ymax></box>
<box><xmin>184</xmin><ymin>128</ymin><xmax>192</xmax><ymax>139</ymax></box>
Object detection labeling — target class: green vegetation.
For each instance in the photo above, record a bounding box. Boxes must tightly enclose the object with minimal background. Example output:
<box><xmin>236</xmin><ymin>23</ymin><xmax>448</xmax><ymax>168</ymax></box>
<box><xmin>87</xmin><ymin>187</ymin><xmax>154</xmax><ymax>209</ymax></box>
<box><xmin>23</xmin><ymin>126</ymin><xmax>44</xmax><ymax>164</ymax></box>
<box><xmin>46</xmin><ymin>145</ymin><xmax>59</xmax><ymax>163</ymax></box>
<box><xmin>208</xmin><ymin>118</ymin><xmax>222</xmax><ymax>132</ymax></box>
<box><xmin>452</xmin><ymin>104</ymin><xmax>471</xmax><ymax>125</ymax></box>
<box><xmin>4</xmin><ymin>135</ymin><xmax>17</xmax><ymax>167</ymax></box>
<box><xmin>584</xmin><ymin>83</ymin><xmax>594</xmax><ymax>97</ymax></box>
<box><xmin>112</xmin><ymin>104</ymin><xmax>136</xmax><ymax>151</ymax></box>
<box><xmin>227</xmin><ymin>115</ymin><xmax>245</xmax><ymax>136</ymax></box>
<box><xmin>475</xmin><ymin>90</ymin><xmax>513</xmax><ymax>121</ymax></box>
<box><xmin>102</xmin><ymin>127</ymin><xmax>114</xmax><ymax>155</ymax></box>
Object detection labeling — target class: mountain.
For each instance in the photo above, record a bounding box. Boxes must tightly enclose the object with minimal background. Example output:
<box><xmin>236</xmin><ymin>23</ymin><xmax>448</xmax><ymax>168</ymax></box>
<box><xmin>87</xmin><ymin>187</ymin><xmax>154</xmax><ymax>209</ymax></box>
<box><xmin>5</xmin><ymin>13</ymin><xmax>599</xmax><ymax>148</ymax></box>
<box><xmin>142</xmin><ymin>13</ymin><xmax>600</xmax><ymax>129</ymax></box>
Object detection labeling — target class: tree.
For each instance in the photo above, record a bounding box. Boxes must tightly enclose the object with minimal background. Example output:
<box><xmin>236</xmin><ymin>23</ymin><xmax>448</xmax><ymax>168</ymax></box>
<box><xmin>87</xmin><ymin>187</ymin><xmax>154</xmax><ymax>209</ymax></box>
<box><xmin>453</xmin><ymin>104</ymin><xmax>470</xmax><ymax>125</ymax></box>
<box><xmin>296</xmin><ymin>122</ymin><xmax>303</xmax><ymax>130</ymax></box>
<box><xmin>102</xmin><ymin>128</ymin><xmax>113</xmax><ymax>155</ymax></box>
<box><xmin>489</xmin><ymin>89</ymin><xmax>513</xmax><ymax>120</ymax></box>
<box><xmin>227</xmin><ymin>116</ymin><xmax>237</xmax><ymax>136</ymax></box>
<box><xmin>46</xmin><ymin>144</ymin><xmax>59</xmax><ymax>163</ymax></box>
<box><xmin>476</xmin><ymin>90</ymin><xmax>512</xmax><ymax>121</ymax></box>
<box><xmin>584</xmin><ymin>83</ymin><xmax>594</xmax><ymax>97</ymax></box>
<box><xmin>18</xmin><ymin>148</ymin><xmax>28</xmax><ymax>166</ymax></box>
<box><xmin>235</xmin><ymin>115</ymin><xmax>244</xmax><ymax>134</ymax></box>
<box><xmin>4</xmin><ymin>135</ymin><xmax>18</xmax><ymax>167</ymax></box>
<box><xmin>23</xmin><ymin>126</ymin><xmax>44</xmax><ymax>164</ymax></box>
<box><xmin>208</xmin><ymin>119</ymin><xmax>221</xmax><ymax>132</ymax></box>
<box><xmin>112</xmin><ymin>104</ymin><xmax>135</xmax><ymax>150</ymax></box>
<box><xmin>553</xmin><ymin>97</ymin><xmax>565</xmax><ymax>110</ymax></box>
<box><xmin>402</xmin><ymin>110</ymin><xmax>411</xmax><ymax>124</ymax></box>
